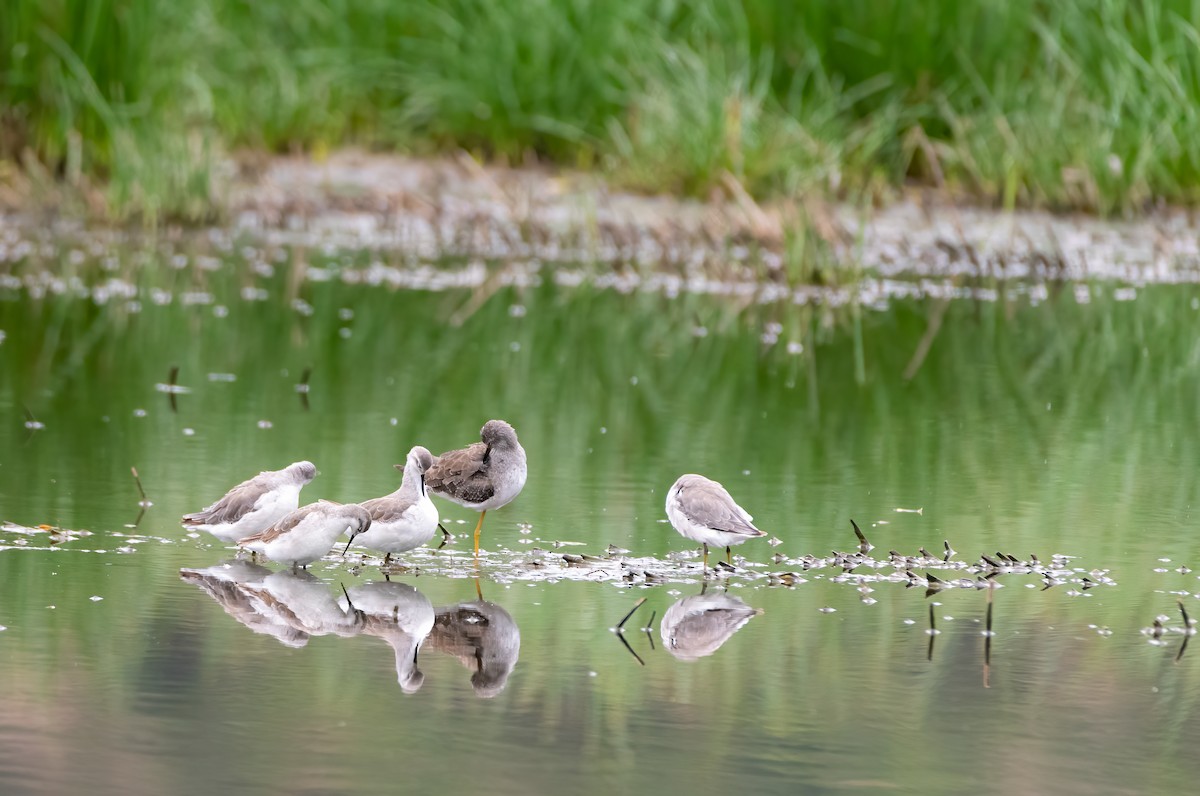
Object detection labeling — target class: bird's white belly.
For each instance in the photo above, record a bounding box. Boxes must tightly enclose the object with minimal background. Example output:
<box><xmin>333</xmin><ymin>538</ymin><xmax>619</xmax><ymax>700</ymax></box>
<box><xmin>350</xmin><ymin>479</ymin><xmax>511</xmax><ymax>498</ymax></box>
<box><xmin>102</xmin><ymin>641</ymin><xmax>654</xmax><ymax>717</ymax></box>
<box><xmin>246</xmin><ymin>514</ymin><xmax>347</xmax><ymax>566</ymax></box>
<box><xmin>205</xmin><ymin>486</ymin><xmax>300</xmax><ymax>543</ymax></box>
<box><xmin>666</xmin><ymin>497</ymin><xmax>747</xmax><ymax>548</ymax></box>
<box><xmin>475</xmin><ymin>459</ymin><xmax>527</xmax><ymax>511</ymax></box>
<box><xmin>353</xmin><ymin>498</ymin><xmax>439</xmax><ymax>554</ymax></box>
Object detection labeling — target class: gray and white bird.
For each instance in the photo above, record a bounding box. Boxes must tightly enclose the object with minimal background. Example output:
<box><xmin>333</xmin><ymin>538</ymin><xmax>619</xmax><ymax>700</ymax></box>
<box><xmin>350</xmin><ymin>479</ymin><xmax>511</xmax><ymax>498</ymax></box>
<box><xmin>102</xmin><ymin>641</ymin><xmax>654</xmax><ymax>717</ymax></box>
<box><xmin>660</xmin><ymin>592</ymin><xmax>763</xmax><ymax>661</ymax></box>
<box><xmin>342</xmin><ymin>581</ymin><xmax>436</xmax><ymax>694</ymax></box>
<box><xmin>348</xmin><ymin>446</ymin><xmax>440</xmax><ymax>563</ymax></box>
<box><xmin>238</xmin><ymin>500</ymin><xmax>370</xmax><ymax>570</ymax></box>
<box><xmin>179</xmin><ymin>560</ymin><xmax>311</xmax><ymax>648</ymax></box>
<box><xmin>665</xmin><ymin>473</ymin><xmax>767</xmax><ymax>570</ymax></box>
<box><xmin>425</xmin><ymin>420</ymin><xmax>527</xmax><ymax>555</ymax></box>
<box><xmin>427</xmin><ymin>598</ymin><xmax>521</xmax><ymax>699</ymax></box>
<box><xmin>182</xmin><ymin>461</ymin><xmax>317</xmax><ymax>542</ymax></box>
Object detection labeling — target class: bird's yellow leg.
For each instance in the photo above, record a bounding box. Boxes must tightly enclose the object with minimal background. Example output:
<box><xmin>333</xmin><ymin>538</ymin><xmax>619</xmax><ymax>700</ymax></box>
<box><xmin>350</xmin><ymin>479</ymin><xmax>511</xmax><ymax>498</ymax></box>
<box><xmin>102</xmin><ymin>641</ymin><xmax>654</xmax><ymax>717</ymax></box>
<box><xmin>702</xmin><ymin>543</ymin><xmax>709</xmax><ymax>572</ymax></box>
<box><xmin>726</xmin><ymin>546</ymin><xmax>732</xmax><ymax>565</ymax></box>
<box><xmin>472</xmin><ymin>510</ymin><xmax>487</xmax><ymax>556</ymax></box>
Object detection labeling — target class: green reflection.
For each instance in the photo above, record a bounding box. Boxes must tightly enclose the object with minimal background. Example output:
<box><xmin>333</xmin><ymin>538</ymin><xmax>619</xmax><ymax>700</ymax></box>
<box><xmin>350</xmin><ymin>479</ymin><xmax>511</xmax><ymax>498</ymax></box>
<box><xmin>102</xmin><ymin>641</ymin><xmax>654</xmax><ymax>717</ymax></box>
<box><xmin>2</xmin><ymin>251</ymin><xmax>1200</xmax><ymax>794</ymax></box>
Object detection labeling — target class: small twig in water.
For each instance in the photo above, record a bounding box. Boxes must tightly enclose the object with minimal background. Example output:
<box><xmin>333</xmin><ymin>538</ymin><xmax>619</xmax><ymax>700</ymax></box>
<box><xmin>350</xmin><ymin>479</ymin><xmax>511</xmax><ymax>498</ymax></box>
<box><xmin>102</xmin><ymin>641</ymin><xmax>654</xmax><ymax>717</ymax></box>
<box><xmin>616</xmin><ymin>597</ymin><xmax>647</xmax><ymax>631</ymax></box>
<box><xmin>850</xmin><ymin>519</ymin><xmax>872</xmax><ymax>553</ymax></box>
<box><xmin>616</xmin><ymin>629</ymin><xmax>645</xmax><ymax>666</ymax></box>
<box><xmin>168</xmin><ymin>366</ymin><xmax>179</xmax><ymax>412</ymax></box>
<box><xmin>926</xmin><ymin>604</ymin><xmax>938</xmax><ymax>661</ymax></box>
<box><xmin>984</xmin><ymin>584</ymin><xmax>994</xmax><ymax>688</ymax></box>
<box><xmin>644</xmin><ymin>610</ymin><xmax>657</xmax><ymax>650</ymax></box>
<box><xmin>131</xmin><ymin>467</ymin><xmax>153</xmax><ymax>507</ymax></box>
<box><xmin>296</xmin><ymin>366</ymin><xmax>312</xmax><ymax>410</ymax></box>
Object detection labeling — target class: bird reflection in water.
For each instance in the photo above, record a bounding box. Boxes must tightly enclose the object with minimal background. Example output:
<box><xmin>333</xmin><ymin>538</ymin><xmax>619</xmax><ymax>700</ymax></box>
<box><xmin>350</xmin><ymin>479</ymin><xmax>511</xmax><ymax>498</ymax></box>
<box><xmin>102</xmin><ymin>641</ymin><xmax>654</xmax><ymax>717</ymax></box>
<box><xmin>339</xmin><ymin>581</ymin><xmax>435</xmax><ymax>694</ymax></box>
<box><xmin>237</xmin><ymin>568</ymin><xmax>364</xmax><ymax>638</ymax></box>
<box><xmin>659</xmin><ymin>590</ymin><xmax>763</xmax><ymax>661</ymax></box>
<box><xmin>181</xmin><ymin>565</ymin><xmax>519</xmax><ymax>696</ymax></box>
<box><xmin>426</xmin><ymin>588</ymin><xmax>521</xmax><ymax>698</ymax></box>
<box><xmin>180</xmin><ymin>560</ymin><xmax>311</xmax><ymax>648</ymax></box>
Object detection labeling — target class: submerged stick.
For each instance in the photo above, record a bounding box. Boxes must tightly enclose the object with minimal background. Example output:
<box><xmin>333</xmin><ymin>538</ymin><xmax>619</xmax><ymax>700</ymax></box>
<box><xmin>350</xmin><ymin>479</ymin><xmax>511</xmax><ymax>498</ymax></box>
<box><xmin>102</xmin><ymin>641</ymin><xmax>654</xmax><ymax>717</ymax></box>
<box><xmin>168</xmin><ymin>365</ymin><xmax>179</xmax><ymax>412</ymax></box>
<box><xmin>616</xmin><ymin>597</ymin><xmax>647</xmax><ymax>631</ymax></box>
<box><xmin>927</xmin><ymin>604</ymin><xmax>937</xmax><ymax>661</ymax></box>
<box><xmin>616</xmin><ymin>629</ymin><xmax>645</xmax><ymax>666</ymax></box>
<box><xmin>850</xmin><ymin>519</ymin><xmax>873</xmax><ymax>553</ymax></box>
<box><xmin>297</xmin><ymin>366</ymin><xmax>312</xmax><ymax>410</ymax></box>
<box><xmin>131</xmin><ymin>467</ymin><xmax>153</xmax><ymax>509</ymax></box>
<box><xmin>984</xmin><ymin>583</ymin><xmax>994</xmax><ymax>688</ymax></box>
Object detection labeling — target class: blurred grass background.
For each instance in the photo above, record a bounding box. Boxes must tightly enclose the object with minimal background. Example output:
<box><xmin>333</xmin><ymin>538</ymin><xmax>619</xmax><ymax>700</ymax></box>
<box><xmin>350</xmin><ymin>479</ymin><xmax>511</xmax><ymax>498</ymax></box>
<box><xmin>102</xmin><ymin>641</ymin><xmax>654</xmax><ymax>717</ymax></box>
<box><xmin>4</xmin><ymin>0</ymin><xmax>1200</xmax><ymax>220</ymax></box>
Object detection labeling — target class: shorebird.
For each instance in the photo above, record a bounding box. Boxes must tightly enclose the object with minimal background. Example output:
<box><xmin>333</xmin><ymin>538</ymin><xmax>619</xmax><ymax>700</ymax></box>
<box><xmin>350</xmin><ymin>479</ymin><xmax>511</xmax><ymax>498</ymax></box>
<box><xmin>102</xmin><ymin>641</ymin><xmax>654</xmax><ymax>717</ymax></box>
<box><xmin>425</xmin><ymin>420</ymin><xmax>527</xmax><ymax>555</ymax></box>
<box><xmin>238</xmin><ymin>500</ymin><xmax>370</xmax><ymax>570</ymax></box>
<box><xmin>348</xmin><ymin>446</ymin><xmax>440</xmax><ymax>563</ymax></box>
<box><xmin>239</xmin><ymin>569</ymin><xmax>364</xmax><ymax>638</ymax></box>
<box><xmin>427</xmin><ymin>598</ymin><xmax>521</xmax><ymax>698</ymax></box>
<box><xmin>660</xmin><ymin>592</ymin><xmax>763</xmax><ymax>661</ymax></box>
<box><xmin>342</xmin><ymin>581</ymin><xmax>436</xmax><ymax>694</ymax></box>
<box><xmin>182</xmin><ymin>461</ymin><xmax>317</xmax><ymax>542</ymax></box>
<box><xmin>665</xmin><ymin>473</ymin><xmax>767</xmax><ymax>570</ymax></box>
<box><xmin>179</xmin><ymin>560</ymin><xmax>311</xmax><ymax>648</ymax></box>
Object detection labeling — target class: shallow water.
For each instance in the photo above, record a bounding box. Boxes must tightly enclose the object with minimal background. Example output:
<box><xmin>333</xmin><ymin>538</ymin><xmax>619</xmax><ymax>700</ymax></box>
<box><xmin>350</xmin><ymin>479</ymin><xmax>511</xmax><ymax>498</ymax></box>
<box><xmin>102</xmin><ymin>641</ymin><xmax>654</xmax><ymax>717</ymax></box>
<box><xmin>2</xmin><ymin>243</ymin><xmax>1200</xmax><ymax>795</ymax></box>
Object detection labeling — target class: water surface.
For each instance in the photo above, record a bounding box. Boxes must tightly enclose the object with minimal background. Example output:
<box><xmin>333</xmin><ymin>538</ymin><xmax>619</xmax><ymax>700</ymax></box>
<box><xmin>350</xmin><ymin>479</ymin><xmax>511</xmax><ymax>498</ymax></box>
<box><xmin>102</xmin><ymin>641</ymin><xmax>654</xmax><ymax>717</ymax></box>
<box><xmin>2</xmin><ymin>244</ymin><xmax>1199</xmax><ymax>795</ymax></box>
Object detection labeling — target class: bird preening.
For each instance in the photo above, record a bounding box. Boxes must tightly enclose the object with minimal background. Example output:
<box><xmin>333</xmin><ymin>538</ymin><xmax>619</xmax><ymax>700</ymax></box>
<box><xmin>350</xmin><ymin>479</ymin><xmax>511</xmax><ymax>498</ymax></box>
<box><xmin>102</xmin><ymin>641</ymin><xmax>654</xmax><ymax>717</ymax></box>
<box><xmin>182</xmin><ymin>420</ymin><xmax>769</xmax><ymax>575</ymax></box>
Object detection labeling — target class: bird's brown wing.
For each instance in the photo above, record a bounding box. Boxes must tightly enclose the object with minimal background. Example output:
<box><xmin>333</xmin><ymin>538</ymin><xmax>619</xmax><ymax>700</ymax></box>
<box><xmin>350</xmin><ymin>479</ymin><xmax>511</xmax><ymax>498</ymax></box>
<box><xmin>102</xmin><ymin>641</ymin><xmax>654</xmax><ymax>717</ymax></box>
<box><xmin>240</xmin><ymin>502</ymin><xmax>327</xmax><ymax>545</ymax></box>
<box><xmin>676</xmin><ymin>484</ymin><xmax>763</xmax><ymax>537</ymax></box>
<box><xmin>182</xmin><ymin>475</ymin><xmax>268</xmax><ymax>526</ymax></box>
<box><xmin>361</xmin><ymin>495</ymin><xmax>416</xmax><ymax>523</ymax></box>
<box><xmin>425</xmin><ymin>442</ymin><xmax>496</xmax><ymax>504</ymax></box>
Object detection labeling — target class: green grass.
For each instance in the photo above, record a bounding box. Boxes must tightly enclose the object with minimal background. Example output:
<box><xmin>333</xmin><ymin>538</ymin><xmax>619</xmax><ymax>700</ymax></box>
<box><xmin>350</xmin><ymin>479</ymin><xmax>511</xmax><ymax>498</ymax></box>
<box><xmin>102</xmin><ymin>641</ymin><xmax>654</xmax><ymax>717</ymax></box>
<box><xmin>5</xmin><ymin>0</ymin><xmax>1200</xmax><ymax>219</ymax></box>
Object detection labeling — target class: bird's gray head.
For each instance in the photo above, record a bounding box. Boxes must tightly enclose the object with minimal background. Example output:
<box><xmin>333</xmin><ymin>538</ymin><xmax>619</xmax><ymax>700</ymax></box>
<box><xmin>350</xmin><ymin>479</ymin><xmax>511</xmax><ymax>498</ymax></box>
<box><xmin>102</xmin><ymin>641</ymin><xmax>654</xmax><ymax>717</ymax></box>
<box><xmin>672</xmin><ymin>473</ymin><xmax>711</xmax><ymax>493</ymax></box>
<box><xmin>480</xmin><ymin>419</ymin><xmax>518</xmax><ymax>448</ymax></box>
<box><xmin>405</xmin><ymin>445</ymin><xmax>434</xmax><ymax>472</ymax></box>
<box><xmin>288</xmin><ymin>461</ymin><xmax>318</xmax><ymax>484</ymax></box>
<box><xmin>345</xmin><ymin>504</ymin><xmax>372</xmax><ymax>539</ymax></box>
<box><xmin>393</xmin><ymin>446</ymin><xmax>435</xmax><ymax>494</ymax></box>
<box><xmin>400</xmin><ymin>669</ymin><xmax>425</xmax><ymax>694</ymax></box>
<box><xmin>471</xmin><ymin>663</ymin><xmax>515</xmax><ymax>699</ymax></box>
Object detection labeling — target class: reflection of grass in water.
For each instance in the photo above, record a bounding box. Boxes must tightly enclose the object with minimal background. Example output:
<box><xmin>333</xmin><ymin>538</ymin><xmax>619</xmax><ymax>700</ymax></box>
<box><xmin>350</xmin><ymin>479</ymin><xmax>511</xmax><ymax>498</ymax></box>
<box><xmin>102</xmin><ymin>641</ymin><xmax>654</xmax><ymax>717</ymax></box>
<box><xmin>6</xmin><ymin>1</ymin><xmax>1200</xmax><ymax>217</ymax></box>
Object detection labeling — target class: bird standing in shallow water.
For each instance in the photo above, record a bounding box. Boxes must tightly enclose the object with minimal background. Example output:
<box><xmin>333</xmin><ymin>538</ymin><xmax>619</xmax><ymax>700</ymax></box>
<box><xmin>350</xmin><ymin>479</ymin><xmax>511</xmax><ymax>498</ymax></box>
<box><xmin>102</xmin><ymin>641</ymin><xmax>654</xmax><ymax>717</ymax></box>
<box><xmin>425</xmin><ymin>420</ymin><xmax>527</xmax><ymax>555</ymax></box>
<box><xmin>665</xmin><ymin>473</ymin><xmax>767</xmax><ymax>570</ymax></box>
<box><xmin>239</xmin><ymin>500</ymin><xmax>370</xmax><ymax>570</ymax></box>
<box><xmin>182</xmin><ymin>461</ymin><xmax>317</xmax><ymax>543</ymax></box>
<box><xmin>349</xmin><ymin>446</ymin><xmax>440</xmax><ymax>563</ymax></box>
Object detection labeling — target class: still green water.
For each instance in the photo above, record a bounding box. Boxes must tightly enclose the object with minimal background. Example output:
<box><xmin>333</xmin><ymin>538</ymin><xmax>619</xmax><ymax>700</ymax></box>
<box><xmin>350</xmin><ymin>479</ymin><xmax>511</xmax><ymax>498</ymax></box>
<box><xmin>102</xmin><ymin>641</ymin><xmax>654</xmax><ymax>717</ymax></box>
<box><xmin>2</xmin><ymin>246</ymin><xmax>1200</xmax><ymax>795</ymax></box>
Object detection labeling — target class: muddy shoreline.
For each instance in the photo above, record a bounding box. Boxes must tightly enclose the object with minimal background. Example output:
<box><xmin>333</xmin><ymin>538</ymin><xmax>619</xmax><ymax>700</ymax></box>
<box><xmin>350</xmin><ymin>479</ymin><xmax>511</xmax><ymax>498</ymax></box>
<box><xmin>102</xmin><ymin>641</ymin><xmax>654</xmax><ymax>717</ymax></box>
<box><xmin>5</xmin><ymin>151</ymin><xmax>1200</xmax><ymax>288</ymax></box>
